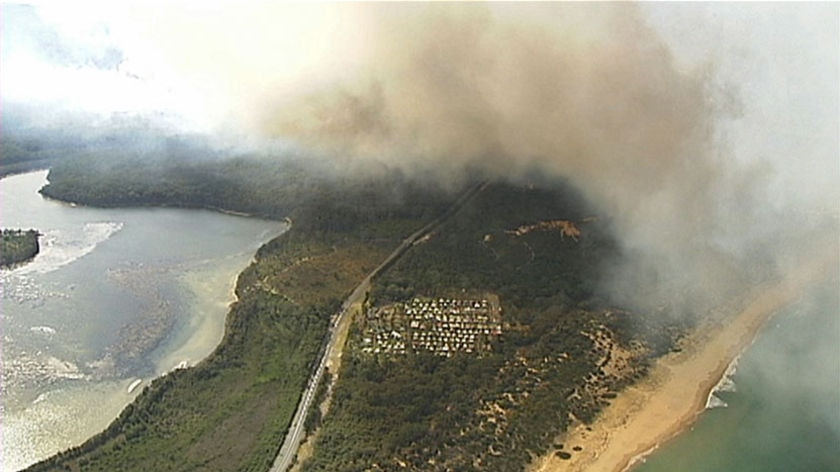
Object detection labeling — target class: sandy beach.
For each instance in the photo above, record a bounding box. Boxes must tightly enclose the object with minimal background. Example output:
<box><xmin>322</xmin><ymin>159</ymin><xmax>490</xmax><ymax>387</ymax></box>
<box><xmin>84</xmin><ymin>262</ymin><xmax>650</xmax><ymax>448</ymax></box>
<box><xmin>530</xmin><ymin>240</ymin><xmax>839</xmax><ymax>472</ymax></box>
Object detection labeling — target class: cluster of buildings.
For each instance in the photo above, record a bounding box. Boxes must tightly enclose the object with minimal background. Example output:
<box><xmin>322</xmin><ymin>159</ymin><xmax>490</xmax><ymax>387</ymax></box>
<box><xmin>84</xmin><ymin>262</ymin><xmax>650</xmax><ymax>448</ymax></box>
<box><xmin>360</xmin><ymin>296</ymin><xmax>503</xmax><ymax>357</ymax></box>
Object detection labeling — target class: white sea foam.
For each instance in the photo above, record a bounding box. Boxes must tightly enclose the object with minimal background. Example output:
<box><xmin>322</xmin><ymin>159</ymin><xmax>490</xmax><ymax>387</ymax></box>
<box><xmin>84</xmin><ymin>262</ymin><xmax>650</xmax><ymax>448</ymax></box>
<box><xmin>706</xmin><ymin>395</ymin><xmax>728</xmax><ymax>409</ymax></box>
<box><xmin>29</xmin><ymin>326</ymin><xmax>57</xmax><ymax>336</ymax></box>
<box><xmin>9</xmin><ymin>222</ymin><xmax>123</xmax><ymax>276</ymax></box>
<box><xmin>706</xmin><ymin>355</ymin><xmax>740</xmax><ymax>409</ymax></box>
<box><xmin>715</xmin><ymin>375</ymin><xmax>737</xmax><ymax>393</ymax></box>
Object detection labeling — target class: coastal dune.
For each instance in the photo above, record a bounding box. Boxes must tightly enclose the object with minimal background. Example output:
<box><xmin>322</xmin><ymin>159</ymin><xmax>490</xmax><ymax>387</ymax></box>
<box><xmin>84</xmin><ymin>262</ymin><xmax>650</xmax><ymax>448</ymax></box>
<box><xmin>530</xmin><ymin>238</ymin><xmax>839</xmax><ymax>472</ymax></box>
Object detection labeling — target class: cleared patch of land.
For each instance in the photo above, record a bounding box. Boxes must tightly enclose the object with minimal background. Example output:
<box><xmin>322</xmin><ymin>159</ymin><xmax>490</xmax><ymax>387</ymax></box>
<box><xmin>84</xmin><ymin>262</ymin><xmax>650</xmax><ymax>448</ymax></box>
<box><xmin>360</xmin><ymin>295</ymin><xmax>502</xmax><ymax>356</ymax></box>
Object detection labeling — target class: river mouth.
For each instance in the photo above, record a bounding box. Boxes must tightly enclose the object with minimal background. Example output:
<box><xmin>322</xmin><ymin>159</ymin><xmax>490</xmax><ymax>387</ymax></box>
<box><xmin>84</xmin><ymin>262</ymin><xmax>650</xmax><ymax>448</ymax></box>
<box><xmin>1</xmin><ymin>170</ymin><xmax>286</xmax><ymax>471</ymax></box>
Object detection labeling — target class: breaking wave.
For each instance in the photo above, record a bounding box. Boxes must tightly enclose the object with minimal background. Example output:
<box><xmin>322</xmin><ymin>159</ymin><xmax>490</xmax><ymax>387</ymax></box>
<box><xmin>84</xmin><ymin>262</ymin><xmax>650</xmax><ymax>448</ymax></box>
<box><xmin>706</xmin><ymin>355</ymin><xmax>740</xmax><ymax>409</ymax></box>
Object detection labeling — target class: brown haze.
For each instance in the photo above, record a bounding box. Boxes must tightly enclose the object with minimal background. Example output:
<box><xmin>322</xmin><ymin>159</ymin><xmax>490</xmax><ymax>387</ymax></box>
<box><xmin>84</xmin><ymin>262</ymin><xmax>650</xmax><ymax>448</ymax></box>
<box><xmin>120</xmin><ymin>3</ymin><xmax>840</xmax><ymax>314</ymax></box>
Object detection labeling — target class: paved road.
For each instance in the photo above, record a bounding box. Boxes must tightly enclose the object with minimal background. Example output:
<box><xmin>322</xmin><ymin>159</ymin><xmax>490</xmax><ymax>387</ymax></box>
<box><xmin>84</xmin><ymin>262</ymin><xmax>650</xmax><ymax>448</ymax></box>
<box><xmin>268</xmin><ymin>285</ymin><xmax>359</xmax><ymax>472</ymax></box>
<box><xmin>269</xmin><ymin>181</ymin><xmax>487</xmax><ymax>472</ymax></box>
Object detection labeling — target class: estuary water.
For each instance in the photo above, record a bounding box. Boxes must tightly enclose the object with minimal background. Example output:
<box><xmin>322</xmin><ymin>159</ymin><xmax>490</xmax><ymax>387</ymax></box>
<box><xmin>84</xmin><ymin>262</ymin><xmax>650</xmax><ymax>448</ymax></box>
<box><xmin>635</xmin><ymin>277</ymin><xmax>840</xmax><ymax>472</ymax></box>
<box><xmin>0</xmin><ymin>171</ymin><xmax>286</xmax><ymax>471</ymax></box>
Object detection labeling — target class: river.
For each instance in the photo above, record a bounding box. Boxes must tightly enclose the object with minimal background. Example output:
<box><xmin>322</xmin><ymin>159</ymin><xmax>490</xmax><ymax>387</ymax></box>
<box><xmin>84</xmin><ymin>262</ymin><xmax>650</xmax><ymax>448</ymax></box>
<box><xmin>0</xmin><ymin>170</ymin><xmax>286</xmax><ymax>471</ymax></box>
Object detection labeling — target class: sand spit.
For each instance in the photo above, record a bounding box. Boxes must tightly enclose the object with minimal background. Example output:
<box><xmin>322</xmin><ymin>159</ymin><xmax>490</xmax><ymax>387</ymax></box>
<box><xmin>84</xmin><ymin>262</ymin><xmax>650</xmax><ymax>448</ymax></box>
<box><xmin>530</xmin><ymin>240</ymin><xmax>839</xmax><ymax>472</ymax></box>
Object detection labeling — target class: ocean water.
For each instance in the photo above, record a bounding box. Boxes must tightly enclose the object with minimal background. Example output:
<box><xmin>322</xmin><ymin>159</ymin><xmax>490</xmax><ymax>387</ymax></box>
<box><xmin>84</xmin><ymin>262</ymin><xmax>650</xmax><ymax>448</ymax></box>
<box><xmin>634</xmin><ymin>277</ymin><xmax>840</xmax><ymax>472</ymax></box>
<box><xmin>0</xmin><ymin>171</ymin><xmax>286</xmax><ymax>471</ymax></box>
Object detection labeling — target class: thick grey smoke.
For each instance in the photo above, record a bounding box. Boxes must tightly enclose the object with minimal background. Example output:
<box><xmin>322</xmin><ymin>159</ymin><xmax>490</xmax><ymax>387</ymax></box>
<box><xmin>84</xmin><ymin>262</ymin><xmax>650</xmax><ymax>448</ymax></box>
<box><xmin>230</xmin><ymin>2</ymin><xmax>836</xmax><ymax>314</ymax></box>
<box><xmin>5</xmin><ymin>3</ymin><xmax>838</xmax><ymax>315</ymax></box>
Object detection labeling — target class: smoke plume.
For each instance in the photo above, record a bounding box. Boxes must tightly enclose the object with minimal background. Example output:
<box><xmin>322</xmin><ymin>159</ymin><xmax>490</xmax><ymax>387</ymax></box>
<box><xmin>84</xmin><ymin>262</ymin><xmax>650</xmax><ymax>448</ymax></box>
<box><xmin>6</xmin><ymin>2</ymin><xmax>838</xmax><ymax>315</ymax></box>
<box><xmin>174</xmin><ymin>2</ymin><xmax>832</xmax><ymax>314</ymax></box>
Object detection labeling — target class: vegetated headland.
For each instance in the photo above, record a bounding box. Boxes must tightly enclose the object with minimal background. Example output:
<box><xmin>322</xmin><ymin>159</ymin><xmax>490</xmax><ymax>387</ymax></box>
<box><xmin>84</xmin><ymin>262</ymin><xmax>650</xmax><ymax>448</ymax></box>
<box><xmin>18</xmin><ymin>139</ymin><xmax>807</xmax><ymax>472</ymax></box>
<box><xmin>1</xmin><ymin>228</ymin><xmax>40</xmax><ymax>268</ymax></box>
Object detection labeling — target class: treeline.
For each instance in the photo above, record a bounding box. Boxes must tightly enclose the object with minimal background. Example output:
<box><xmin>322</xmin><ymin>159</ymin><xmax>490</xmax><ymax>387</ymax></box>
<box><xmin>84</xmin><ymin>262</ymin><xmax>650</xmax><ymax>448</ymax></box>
<box><xmin>40</xmin><ymin>151</ymin><xmax>455</xmax><ymax>239</ymax></box>
<box><xmin>301</xmin><ymin>182</ymin><xmax>689</xmax><ymax>471</ymax></box>
<box><xmin>1</xmin><ymin>228</ymin><xmax>40</xmax><ymax>267</ymax></box>
<box><xmin>0</xmin><ymin>124</ymin><xmax>225</xmax><ymax>177</ymax></box>
<box><xmin>0</xmin><ymin>136</ymin><xmax>64</xmax><ymax>176</ymax></box>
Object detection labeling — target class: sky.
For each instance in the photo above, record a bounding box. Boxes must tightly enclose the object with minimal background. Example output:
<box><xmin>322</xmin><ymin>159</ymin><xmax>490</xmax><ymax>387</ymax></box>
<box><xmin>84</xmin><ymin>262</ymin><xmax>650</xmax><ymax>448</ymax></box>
<box><xmin>2</xmin><ymin>2</ymin><xmax>838</xmax><ymax>313</ymax></box>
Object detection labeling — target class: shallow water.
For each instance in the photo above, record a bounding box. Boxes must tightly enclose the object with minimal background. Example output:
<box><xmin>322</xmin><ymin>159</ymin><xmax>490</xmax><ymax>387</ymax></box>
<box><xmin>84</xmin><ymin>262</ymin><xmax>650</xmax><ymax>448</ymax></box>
<box><xmin>0</xmin><ymin>171</ymin><xmax>286</xmax><ymax>471</ymax></box>
<box><xmin>634</xmin><ymin>279</ymin><xmax>840</xmax><ymax>472</ymax></box>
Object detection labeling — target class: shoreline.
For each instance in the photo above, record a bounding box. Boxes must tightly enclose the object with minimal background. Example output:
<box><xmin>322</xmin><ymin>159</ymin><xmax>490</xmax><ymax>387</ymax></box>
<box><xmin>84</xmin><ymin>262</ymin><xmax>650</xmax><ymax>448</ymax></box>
<box><xmin>530</xmin><ymin>240</ymin><xmax>839</xmax><ymax>472</ymax></box>
<box><xmin>152</xmin><ymin>255</ymin><xmax>262</xmax><ymax>377</ymax></box>
<box><xmin>2</xmin><ymin>168</ymin><xmax>289</xmax><ymax>471</ymax></box>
